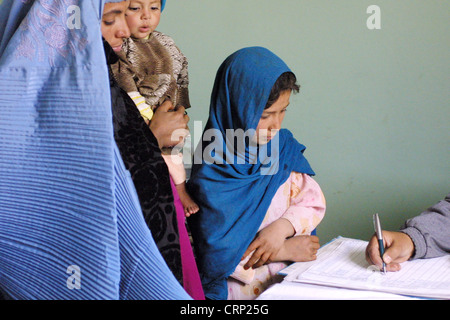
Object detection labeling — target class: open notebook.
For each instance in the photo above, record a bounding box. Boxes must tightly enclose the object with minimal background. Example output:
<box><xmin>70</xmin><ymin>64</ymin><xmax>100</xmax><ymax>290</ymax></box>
<box><xmin>282</xmin><ymin>237</ymin><xmax>450</xmax><ymax>299</ymax></box>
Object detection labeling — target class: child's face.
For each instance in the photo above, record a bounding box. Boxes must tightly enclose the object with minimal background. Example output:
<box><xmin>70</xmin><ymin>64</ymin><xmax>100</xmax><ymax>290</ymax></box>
<box><xmin>101</xmin><ymin>1</ymin><xmax>131</xmax><ymax>52</ymax></box>
<box><xmin>125</xmin><ymin>0</ymin><xmax>162</xmax><ymax>39</ymax></box>
<box><xmin>254</xmin><ymin>90</ymin><xmax>291</xmax><ymax>145</ymax></box>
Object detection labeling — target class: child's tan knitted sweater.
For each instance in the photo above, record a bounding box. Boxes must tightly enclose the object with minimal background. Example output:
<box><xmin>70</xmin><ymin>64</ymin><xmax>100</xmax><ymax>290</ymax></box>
<box><xmin>111</xmin><ymin>31</ymin><xmax>190</xmax><ymax>112</ymax></box>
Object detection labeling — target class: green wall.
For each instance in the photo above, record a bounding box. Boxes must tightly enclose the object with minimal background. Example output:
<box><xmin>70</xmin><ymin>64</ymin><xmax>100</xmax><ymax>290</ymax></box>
<box><xmin>160</xmin><ymin>0</ymin><xmax>449</xmax><ymax>244</ymax></box>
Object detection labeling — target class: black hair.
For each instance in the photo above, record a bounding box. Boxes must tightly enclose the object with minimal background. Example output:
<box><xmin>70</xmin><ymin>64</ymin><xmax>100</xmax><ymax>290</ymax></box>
<box><xmin>265</xmin><ymin>72</ymin><xmax>300</xmax><ymax>109</ymax></box>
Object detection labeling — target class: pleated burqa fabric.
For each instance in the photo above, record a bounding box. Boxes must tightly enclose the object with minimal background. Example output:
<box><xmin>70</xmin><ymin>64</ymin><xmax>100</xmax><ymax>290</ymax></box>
<box><xmin>0</xmin><ymin>0</ymin><xmax>190</xmax><ymax>300</ymax></box>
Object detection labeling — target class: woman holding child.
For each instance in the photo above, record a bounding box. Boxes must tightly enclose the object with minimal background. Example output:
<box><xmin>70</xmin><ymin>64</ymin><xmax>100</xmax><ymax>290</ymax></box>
<box><xmin>102</xmin><ymin>0</ymin><xmax>204</xmax><ymax>299</ymax></box>
<box><xmin>188</xmin><ymin>47</ymin><xmax>326</xmax><ymax>300</ymax></box>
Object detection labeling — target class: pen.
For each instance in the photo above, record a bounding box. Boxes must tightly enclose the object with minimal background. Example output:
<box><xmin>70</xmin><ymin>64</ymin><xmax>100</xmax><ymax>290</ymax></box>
<box><xmin>373</xmin><ymin>213</ymin><xmax>387</xmax><ymax>273</ymax></box>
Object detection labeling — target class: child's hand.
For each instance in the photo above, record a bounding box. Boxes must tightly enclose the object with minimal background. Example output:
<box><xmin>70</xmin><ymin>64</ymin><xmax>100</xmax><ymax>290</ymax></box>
<box><xmin>278</xmin><ymin>235</ymin><xmax>320</xmax><ymax>262</ymax></box>
<box><xmin>242</xmin><ymin>218</ymin><xmax>295</xmax><ymax>270</ymax></box>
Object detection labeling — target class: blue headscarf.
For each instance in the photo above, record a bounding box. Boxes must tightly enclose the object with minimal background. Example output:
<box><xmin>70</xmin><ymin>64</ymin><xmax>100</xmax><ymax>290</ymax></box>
<box><xmin>187</xmin><ymin>47</ymin><xmax>315</xmax><ymax>300</ymax></box>
<box><xmin>0</xmin><ymin>0</ymin><xmax>188</xmax><ymax>300</ymax></box>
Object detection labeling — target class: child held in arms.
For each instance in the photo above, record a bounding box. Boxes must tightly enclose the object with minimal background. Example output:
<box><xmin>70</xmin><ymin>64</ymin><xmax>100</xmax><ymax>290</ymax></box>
<box><xmin>112</xmin><ymin>0</ymin><xmax>198</xmax><ymax>216</ymax></box>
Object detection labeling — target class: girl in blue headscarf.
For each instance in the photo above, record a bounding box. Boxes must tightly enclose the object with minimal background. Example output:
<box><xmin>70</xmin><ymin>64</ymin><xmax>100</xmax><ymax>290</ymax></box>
<box><xmin>187</xmin><ymin>47</ymin><xmax>326</xmax><ymax>300</ymax></box>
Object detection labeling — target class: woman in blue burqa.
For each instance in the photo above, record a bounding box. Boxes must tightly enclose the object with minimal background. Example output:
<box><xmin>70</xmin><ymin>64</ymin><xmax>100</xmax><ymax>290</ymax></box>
<box><xmin>188</xmin><ymin>47</ymin><xmax>326</xmax><ymax>300</ymax></box>
<box><xmin>0</xmin><ymin>0</ymin><xmax>190</xmax><ymax>299</ymax></box>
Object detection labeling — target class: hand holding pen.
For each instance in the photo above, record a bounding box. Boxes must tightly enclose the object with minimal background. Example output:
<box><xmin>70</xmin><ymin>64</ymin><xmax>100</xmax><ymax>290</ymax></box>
<box><xmin>365</xmin><ymin>217</ymin><xmax>416</xmax><ymax>272</ymax></box>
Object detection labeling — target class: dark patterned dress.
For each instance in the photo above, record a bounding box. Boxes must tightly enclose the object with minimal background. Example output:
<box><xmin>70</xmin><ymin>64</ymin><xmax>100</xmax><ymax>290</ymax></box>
<box><xmin>105</xmin><ymin>40</ymin><xmax>182</xmax><ymax>284</ymax></box>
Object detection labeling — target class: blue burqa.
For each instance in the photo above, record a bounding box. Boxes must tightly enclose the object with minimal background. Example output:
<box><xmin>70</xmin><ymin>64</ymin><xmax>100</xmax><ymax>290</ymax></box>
<box><xmin>0</xmin><ymin>0</ymin><xmax>188</xmax><ymax>299</ymax></box>
<box><xmin>187</xmin><ymin>47</ymin><xmax>315</xmax><ymax>300</ymax></box>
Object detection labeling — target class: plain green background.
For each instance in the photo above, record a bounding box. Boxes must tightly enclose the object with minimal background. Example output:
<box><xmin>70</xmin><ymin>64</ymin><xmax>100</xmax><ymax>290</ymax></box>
<box><xmin>159</xmin><ymin>0</ymin><xmax>449</xmax><ymax>244</ymax></box>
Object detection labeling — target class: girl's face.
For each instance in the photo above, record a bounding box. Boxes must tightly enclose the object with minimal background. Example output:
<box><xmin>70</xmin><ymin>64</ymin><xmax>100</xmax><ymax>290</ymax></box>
<box><xmin>101</xmin><ymin>1</ymin><xmax>131</xmax><ymax>52</ymax></box>
<box><xmin>254</xmin><ymin>90</ymin><xmax>291</xmax><ymax>145</ymax></box>
<box><xmin>125</xmin><ymin>0</ymin><xmax>162</xmax><ymax>39</ymax></box>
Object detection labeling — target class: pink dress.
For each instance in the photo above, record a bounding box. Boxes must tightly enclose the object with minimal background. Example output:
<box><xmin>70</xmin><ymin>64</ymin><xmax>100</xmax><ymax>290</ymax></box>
<box><xmin>170</xmin><ymin>178</ymin><xmax>205</xmax><ymax>300</ymax></box>
<box><xmin>227</xmin><ymin>172</ymin><xmax>326</xmax><ymax>300</ymax></box>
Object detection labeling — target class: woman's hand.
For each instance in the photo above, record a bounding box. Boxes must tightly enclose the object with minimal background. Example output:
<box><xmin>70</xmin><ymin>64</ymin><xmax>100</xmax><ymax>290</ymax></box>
<box><xmin>149</xmin><ymin>101</ymin><xmax>189</xmax><ymax>149</ymax></box>
<box><xmin>242</xmin><ymin>218</ymin><xmax>295</xmax><ymax>270</ymax></box>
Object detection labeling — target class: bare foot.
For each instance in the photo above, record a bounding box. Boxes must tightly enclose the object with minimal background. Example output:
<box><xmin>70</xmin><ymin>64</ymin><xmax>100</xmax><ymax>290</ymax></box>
<box><xmin>176</xmin><ymin>182</ymin><xmax>199</xmax><ymax>217</ymax></box>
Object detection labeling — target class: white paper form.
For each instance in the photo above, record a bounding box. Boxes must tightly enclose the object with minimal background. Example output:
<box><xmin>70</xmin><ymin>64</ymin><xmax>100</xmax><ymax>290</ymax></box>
<box><xmin>257</xmin><ymin>281</ymin><xmax>418</xmax><ymax>300</ymax></box>
<box><xmin>285</xmin><ymin>237</ymin><xmax>450</xmax><ymax>299</ymax></box>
